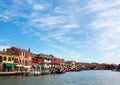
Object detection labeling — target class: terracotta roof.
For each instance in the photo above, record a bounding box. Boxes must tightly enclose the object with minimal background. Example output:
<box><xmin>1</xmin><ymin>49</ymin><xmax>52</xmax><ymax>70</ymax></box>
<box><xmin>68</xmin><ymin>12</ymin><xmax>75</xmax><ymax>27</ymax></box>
<box><xmin>0</xmin><ymin>51</ymin><xmax>12</xmax><ymax>55</ymax></box>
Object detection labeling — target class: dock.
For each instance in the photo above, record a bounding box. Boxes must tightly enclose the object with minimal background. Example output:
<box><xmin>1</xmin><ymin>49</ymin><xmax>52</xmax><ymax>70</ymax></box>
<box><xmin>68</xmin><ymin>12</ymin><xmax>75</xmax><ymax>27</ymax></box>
<box><xmin>0</xmin><ymin>71</ymin><xmax>29</xmax><ymax>76</ymax></box>
<box><xmin>0</xmin><ymin>72</ymin><xmax>16</xmax><ymax>76</ymax></box>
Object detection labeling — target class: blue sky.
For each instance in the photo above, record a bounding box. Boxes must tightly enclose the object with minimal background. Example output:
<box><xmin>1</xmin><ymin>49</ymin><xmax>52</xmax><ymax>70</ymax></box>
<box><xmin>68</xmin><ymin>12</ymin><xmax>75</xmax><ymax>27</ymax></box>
<box><xmin>0</xmin><ymin>0</ymin><xmax>120</xmax><ymax>64</ymax></box>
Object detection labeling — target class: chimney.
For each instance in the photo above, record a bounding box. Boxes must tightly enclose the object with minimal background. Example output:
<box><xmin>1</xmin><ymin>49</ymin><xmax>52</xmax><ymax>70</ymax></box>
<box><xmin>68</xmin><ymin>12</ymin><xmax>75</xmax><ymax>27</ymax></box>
<box><xmin>7</xmin><ymin>48</ymin><xmax>9</xmax><ymax>51</ymax></box>
<box><xmin>3</xmin><ymin>49</ymin><xmax>5</xmax><ymax>52</ymax></box>
<box><xmin>28</xmin><ymin>48</ymin><xmax>30</xmax><ymax>52</ymax></box>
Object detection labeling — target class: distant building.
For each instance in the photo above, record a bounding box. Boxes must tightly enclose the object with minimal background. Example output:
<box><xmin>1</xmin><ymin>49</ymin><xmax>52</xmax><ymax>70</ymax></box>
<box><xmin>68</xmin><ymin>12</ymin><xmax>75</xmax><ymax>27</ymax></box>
<box><xmin>65</xmin><ymin>61</ymin><xmax>76</xmax><ymax>71</ymax></box>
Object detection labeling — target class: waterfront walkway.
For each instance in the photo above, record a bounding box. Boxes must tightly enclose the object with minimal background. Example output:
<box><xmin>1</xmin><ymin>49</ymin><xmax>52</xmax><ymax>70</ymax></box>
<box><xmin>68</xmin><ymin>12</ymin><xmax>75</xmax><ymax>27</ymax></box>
<box><xmin>0</xmin><ymin>71</ymin><xmax>28</xmax><ymax>76</ymax></box>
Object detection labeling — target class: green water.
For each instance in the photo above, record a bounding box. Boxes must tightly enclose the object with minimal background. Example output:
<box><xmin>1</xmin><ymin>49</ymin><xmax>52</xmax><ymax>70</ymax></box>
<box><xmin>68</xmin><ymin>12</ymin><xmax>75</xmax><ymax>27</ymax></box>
<box><xmin>0</xmin><ymin>70</ymin><xmax>120</xmax><ymax>85</ymax></box>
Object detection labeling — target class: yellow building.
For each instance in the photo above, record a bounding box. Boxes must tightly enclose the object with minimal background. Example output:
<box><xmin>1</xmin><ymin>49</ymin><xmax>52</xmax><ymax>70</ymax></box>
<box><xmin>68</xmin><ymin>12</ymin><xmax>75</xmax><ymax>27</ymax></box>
<box><xmin>0</xmin><ymin>51</ymin><xmax>14</xmax><ymax>72</ymax></box>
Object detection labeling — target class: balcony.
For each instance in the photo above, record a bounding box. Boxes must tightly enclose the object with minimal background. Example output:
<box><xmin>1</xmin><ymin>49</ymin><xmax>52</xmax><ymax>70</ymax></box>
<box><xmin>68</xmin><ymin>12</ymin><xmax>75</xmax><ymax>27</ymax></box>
<box><xmin>44</xmin><ymin>60</ymin><xmax>51</xmax><ymax>63</ymax></box>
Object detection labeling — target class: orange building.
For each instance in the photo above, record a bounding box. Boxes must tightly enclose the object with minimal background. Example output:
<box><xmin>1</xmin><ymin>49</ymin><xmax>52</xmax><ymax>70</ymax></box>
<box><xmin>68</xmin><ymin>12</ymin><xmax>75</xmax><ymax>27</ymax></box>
<box><xmin>6</xmin><ymin>47</ymin><xmax>32</xmax><ymax>71</ymax></box>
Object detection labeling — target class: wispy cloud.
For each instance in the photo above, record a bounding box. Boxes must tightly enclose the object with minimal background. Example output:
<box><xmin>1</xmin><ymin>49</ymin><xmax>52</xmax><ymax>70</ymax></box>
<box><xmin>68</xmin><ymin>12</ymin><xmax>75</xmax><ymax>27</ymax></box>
<box><xmin>0</xmin><ymin>38</ymin><xmax>16</xmax><ymax>48</ymax></box>
<box><xmin>1</xmin><ymin>0</ymin><xmax>120</xmax><ymax>63</ymax></box>
<box><xmin>0</xmin><ymin>38</ymin><xmax>11</xmax><ymax>45</ymax></box>
<box><xmin>47</xmin><ymin>43</ymin><xmax>82</xmax><ymax>61</ymax></box>
<box><xmin>0</xmin><ymin>39</ymin><xmax>11</xmax><ymax>51</ymax></box>
<box><xmin>0</xmin><ymin>0</ymin><xmax>81</xmax><ymax>43</ymax></box>
<box><xmin>64</xmin><ymin>24</ymin><xmax>79</xmax><ymax>29</ymax></box>
<box><xmin>33</xmin><ymin>4</ymin><xmax>45</xmax><ymax>10</ymax></box>
<box><xmin>0</xmin><ymin>45</ymin><xmax>10</xmax><ymax>51</ymax></box>
<box><xmin>87</xmin><ymin>0</ymin><xmax>120</xmax><ymax>63</ymax></box>
<box><xmin>0</xmin><ymin>0</ymin><xmax>95</xmax><ymax>62</ymax></box>
<box><xmin>0</xmin><ymin>39</ymin><xmax>9</xmax><ymax>43</ymax></box>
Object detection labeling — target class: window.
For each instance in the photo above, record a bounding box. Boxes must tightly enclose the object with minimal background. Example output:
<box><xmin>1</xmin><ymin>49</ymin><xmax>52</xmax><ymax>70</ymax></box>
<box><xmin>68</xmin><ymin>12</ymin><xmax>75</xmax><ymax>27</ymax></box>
<box><xmin>23</xmin><ymin>52</ymin><xmax>24</xmax><ymax>56</ymax></box>
<box><xmin>12</xmin><ymin>57</ymin><xmax>14</xmax><ymax>60</ymax></box>
<box><xmin>3</xmin><ymin>56</ymin><xmax>6</xmax><ymax>61</ymax></box>
<box><xmin>47</xmin><ymin>58</ymin><xmax>50</xmax><ymax>61</ymax></box>
<box><xmin>20</xmin><ymin>59</ymin><xmax>21</xmax><ymax>64</ymax></box>
<box><xmin>0</xmin><ymin>56</ymin><xmax>2</xmax><ymax>62</ymax></box>
<box><xmin>22</xmin><ymin>60</ymin><xmax>24</xmax><ymax>64</ymax></box>
<box><xmin>8</xmin><ymin>57</ymin><xmax>11</xmax><ymax>61</ymax></box>
<box><xmin>25</xmin><ymin>60</ymin><xmax>29</xmax><ymax>65</ymax></box>
<box><xmin>25</xmin><ymin>53</ymin><xmax>28</xmax><ymax>58</ymax></box>
<box><xmin>20</xmin><ymin>52</ymin><xmax>24</xmax><ymax>56</ymax></box>
<box><xmin>20</xmin><ymin>52</ymin><xmax>22</xmax><ymax>55</ymax></box>
<box><xmin>14</xmin><ymin>58</ymin><xmax>18</xmax><ymax>63</ymax></box>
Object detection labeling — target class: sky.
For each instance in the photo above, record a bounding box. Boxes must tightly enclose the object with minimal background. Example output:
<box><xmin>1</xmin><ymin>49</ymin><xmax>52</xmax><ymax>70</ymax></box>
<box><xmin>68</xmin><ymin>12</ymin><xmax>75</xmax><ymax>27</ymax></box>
<box><xmin>0</xmin><ymin>0</ymin><xmax>120</xmax><ymax>64</ymax></box>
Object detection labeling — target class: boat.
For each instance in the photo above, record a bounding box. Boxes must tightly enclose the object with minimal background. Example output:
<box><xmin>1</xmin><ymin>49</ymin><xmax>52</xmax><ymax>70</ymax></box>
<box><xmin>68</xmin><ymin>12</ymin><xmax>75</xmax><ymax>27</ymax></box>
<box><xmin>28</xmin><ymin>70</ymin><xmax>41</xmax><ymax>76</ymax></box>
<box><xmin>27</xmin><ymin>65</ymin><xmax>42</xmax><ymax>76</ymax></box>
<box><xmin>55</xmin><ymin>68</ymin><xmax>65</xmax><ymax>74</ymax></box>
<box><xmin>41</xmin><ymin>69</ymin><xmax>50</xmax><ymax>75</ymax></box>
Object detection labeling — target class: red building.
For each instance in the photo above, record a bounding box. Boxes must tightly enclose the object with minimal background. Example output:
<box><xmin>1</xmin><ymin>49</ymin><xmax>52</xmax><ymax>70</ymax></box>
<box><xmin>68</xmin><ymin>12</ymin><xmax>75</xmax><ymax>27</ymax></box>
<box><xmin>32</xmin><ymin>54</ymin><xmax>44</xmax><ymax>66</ymax></box>
<box><xmin>50</xmin><ymin>55</ymin><xmax>61</xmax><ymax>67</ymax></box>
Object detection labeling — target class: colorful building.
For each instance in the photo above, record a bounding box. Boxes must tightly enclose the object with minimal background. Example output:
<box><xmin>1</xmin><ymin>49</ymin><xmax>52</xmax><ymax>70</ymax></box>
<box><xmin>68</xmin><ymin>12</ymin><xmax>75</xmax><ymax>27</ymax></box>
<box><xmin>32</xmin><ymin>54</ymin><xmax>44</xmax><ymax>67</ymax></box>
<box><xmin>50</xmin><ymin>55</ymin><xmax>62</xmax><ymax>68</ymax></box>
<box><xmin>43</xmin><ymin>54</ymin><xmax>51</xmax><ymax>69</ymax></box>
<box><xmin>6</xmin><ymin>47</ymin><xmax>32</xmax><ymax>71</ymax></box>
<box><xmin>32</xmin><ymin>54</ymin><xmax>51</xmax><ymax>69</ymax></box>
<box><xmin>0</xmin><ymin>50</ymin><xmax>14</xmax><ymax>72</ymax></box>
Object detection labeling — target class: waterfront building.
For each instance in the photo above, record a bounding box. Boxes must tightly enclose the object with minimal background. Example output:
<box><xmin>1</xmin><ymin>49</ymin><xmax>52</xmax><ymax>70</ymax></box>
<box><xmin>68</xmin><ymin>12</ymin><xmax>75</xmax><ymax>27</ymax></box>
<box><xmin>6</xmin><ymin>47</ymin><xmax>32</xmax><ymax>71</ymax></box>
<box><xmin>44</xmin><ymin>54</ymin><xmax>51</xmax><ymax>69</ymax></box>
<box><xmin>75</xmin><ymin>62</ymin><xmax>81</xmax><ymax>70</ymax></box>
<box><xmin>0</xmin><ymin>50</ymin><xmax>14</xmax><ymax>72</ymax></box>
<box><xmin>80</xmin><ymin>62</ymin><xmax>91</xmax><ymax>70</ymax></box>
<box><xmin>50</xmin><ymin>55</ymin><xmax>61</xmax><ymax>68</ymax></box>
<box><xmin>32</xmin><ymin>54</ymin><xmax>51</xmax><ymax>69</ymax></box>
<box><xmin>32</xmin><ymin>54</ymin><xmax>44</xmax><ymax>68</ymax></box>
<box><xmin>60</xmin><ymin>59</ymin><xmax>65</xmax><ymax>68</ymax></box>
<box><xmin>117</xmin><ymin>64</ymin><xmax>120</xmax><ymax>71</ymax></box>
<box><xmin>65</xmin><ymin>61</ymin><xmax>76</xmax><ymax>71</ymax></box>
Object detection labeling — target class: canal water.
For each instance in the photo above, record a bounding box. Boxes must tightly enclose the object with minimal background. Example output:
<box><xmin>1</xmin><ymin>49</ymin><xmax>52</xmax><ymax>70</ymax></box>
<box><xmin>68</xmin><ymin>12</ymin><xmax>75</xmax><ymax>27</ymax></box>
<box><xmin>0</xmin><ymin>70</ymin><xmax>120</xmax><ymax>85</ymax></box>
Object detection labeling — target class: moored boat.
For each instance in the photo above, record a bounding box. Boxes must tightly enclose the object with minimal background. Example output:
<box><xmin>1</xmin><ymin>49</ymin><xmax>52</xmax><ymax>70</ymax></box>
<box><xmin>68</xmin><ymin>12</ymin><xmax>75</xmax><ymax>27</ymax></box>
<box><xmin>28</xmin><ymin>71</ymin><xmax>41</xmax><ymax>76</ymax></box>
<box><xmin>55</xmin><ymin>68</ymin><xmax>66</xmax><ymax>74</ymax></box>
<box><xmin>41</xmin><ymin>69</ymin><xmax>50</xmax><ymax>75</ymax></box>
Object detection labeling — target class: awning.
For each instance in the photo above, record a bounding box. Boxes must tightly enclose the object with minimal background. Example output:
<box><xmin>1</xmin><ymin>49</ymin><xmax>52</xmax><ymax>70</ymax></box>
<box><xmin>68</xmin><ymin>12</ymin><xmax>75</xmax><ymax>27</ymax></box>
<box><xmin>33</xmin><ymin>65</ymin><xmax>40</xmax><ymax>68</ymax></box>
<box><xmin>5</xmin><ymin>63</ymin><xmax>14</xmax><ymax>67</ymax></box>
<box><xmin>41</xmin><ymin>66</ymin><xmax>47</xmax><ymax>69</ymax></box>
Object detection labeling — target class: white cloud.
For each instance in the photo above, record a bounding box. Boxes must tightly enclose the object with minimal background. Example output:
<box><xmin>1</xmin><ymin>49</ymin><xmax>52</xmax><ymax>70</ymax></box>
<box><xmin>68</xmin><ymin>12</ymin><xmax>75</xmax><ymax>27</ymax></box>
<box><xmin>2</xmin><ymin>0</ymin><xmax>120</xmax><ymax>63</ymax></box>
<box><xmin>0</xmin><ymin>38</ymin><xmax>16</xmax><ymax>47</ymax></box>
<box><xmin>54</xmin><ymin>6</ymin><xmax>67</xmax><ymax>14</ymax></box>
<box><xmin>33</xmin><ymin>4</ymin><xmax>44</xmax><ymax>10</ymax></box>
<box><xmin>87</xmin><ymin>0</ymin><xmax>120</xmax><ymax>13</ymax></box>
<box><xmin>30</xmin><ymin>15</ymin><xmax>69</xmax><ymax>30</ymax></box>
<box><xmin>64</xmin><ymin>24</ymin><xmax>79</xmax><ymax>29</ymax></box>
<box><xmin>88</xmin><ymin>0</ymin><xmax>120</xmax><ymax>63</ymax></box>
<box><xmin>0</xmin><ymin>39</ymin><xmax>9</xmax><ymax>43</ymax></box>
<box><xmin>48</xmin><ymin>43</ymin><xmax>82</xmax><ymax>61</ymax></box>
<box><xmin>0</xmin><ymin>14</ymin><xmax>9</xmax><ymax>22</ymax></box>
<box><xmin>27</xmin><ymin>0</ymin><xmax>33</xmax><ymax>3</ymax></box>
<box><xmin>0</xmin><ymin>46</ymin><xmax>10</xmax><ymax>51</ymax></box>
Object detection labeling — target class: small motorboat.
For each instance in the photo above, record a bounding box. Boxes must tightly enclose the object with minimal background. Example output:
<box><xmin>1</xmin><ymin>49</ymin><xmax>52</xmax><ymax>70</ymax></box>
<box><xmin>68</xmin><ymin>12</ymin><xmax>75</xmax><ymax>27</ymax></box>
<box><xmin>28</xmin><ymin>70</ymin><xmax>41</xmax><ymax>76</ymax></box>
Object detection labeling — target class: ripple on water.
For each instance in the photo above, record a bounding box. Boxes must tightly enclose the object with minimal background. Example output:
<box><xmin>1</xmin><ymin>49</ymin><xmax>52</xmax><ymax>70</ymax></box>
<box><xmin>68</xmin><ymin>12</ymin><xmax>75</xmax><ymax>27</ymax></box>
<box><xmin>0</xmin><ymin>70</ymin><xmax>120</xmax><ymax>85</ymax></box>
